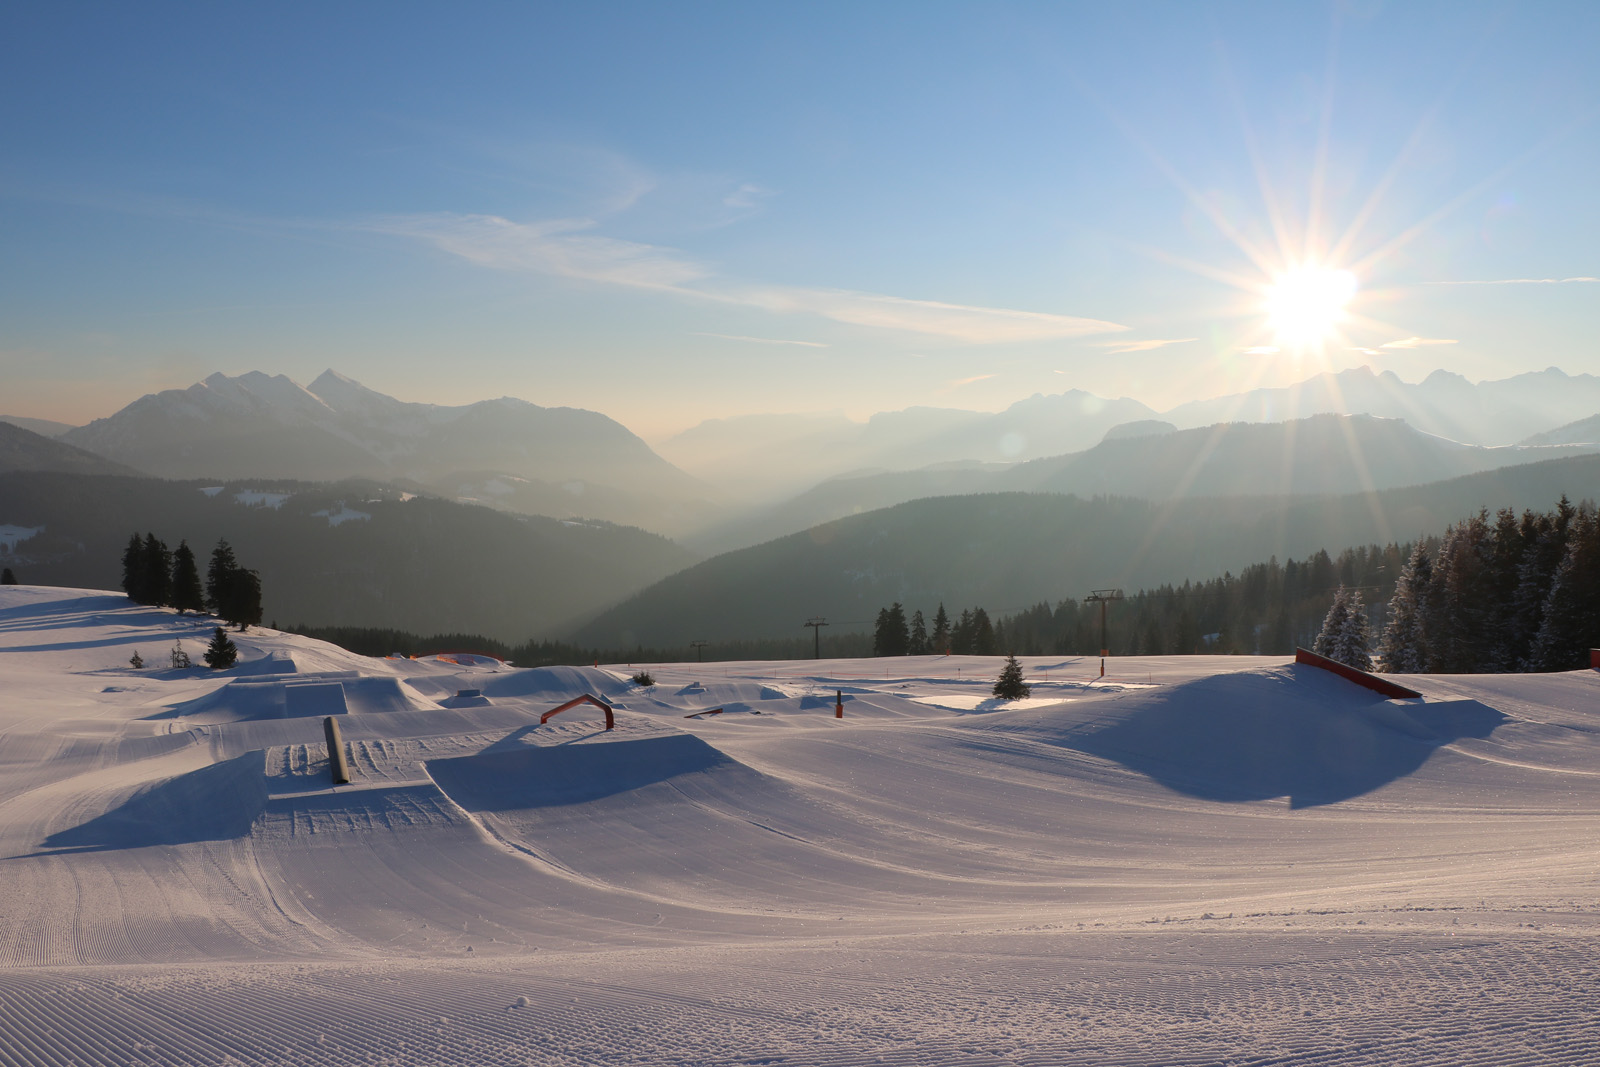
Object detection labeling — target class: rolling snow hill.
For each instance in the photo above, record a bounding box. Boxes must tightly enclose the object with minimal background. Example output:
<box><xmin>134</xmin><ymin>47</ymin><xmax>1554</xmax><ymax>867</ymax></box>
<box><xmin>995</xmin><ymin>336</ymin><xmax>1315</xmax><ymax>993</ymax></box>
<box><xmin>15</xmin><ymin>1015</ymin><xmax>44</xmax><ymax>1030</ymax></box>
<box><xmin>2</xmin><ymin>584</ymin><xmax>1599</xmax><ymax>1065</ymax></box>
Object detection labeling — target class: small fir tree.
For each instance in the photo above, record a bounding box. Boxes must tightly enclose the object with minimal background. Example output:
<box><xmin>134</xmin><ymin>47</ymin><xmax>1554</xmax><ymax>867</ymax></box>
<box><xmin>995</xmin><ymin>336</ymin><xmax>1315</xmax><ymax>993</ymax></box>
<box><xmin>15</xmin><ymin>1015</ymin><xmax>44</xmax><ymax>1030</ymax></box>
<box><xmin>992</xmin><ymin>654</ymin><xmax>1030</xmax><ymax>700</ymax></box>
<box><xmin>1313</xmin><ymin>586</ymin><xmax>1351</xmax><ymax>660</ymax></box>
<box><xmin>0</xmin><ymin>566</ymin><xmax>16</xmax><ymax>585</ymax></box>
<box><xmin>170</xmin><ymin>641</ymin><xmax>192</xmax><ymax>669</ymax></box>
<box><xmin>1314</xmin><ymin>585</ymin><xmax>1371</xmax><ymax>670</ymax></box>
<box><xmin>129</xmin><ymin>650</ymin><xmax>144</xmax><ymax>669</ymax></box>
<box><xmin>203</xmin><ymin>626</ymin><xmax>238</xmax><ymax>670</ymax></box>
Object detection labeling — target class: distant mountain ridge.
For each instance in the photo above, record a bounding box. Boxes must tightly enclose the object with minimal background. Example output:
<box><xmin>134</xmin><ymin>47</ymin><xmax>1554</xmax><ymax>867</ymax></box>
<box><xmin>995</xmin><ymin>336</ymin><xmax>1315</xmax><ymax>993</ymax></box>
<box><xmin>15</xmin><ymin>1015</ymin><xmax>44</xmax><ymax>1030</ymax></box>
<box><xmin>0</xmin><ymin>421</ymin><xmax>142</xmax><ymax>477</ymax></box>
<box><xmin>0</xmin><ymin>471</ymin><xmax>695</xmax><ymax>642</ymax></box>
<box><xmin>1163</xmin><ymin>365</ymin><xmax>1600</xmax><ymax>446</ymax></box>
<box><xmin>1522</xmin><ymin>413</ymin><xmax>1600</xmax><ymax>446</ymax></box>
<box><xmin>59</xmin><ymin>371</ymin><xmax>722</xmax><ymax>534</ymax></box>
<box><xmin>574</xmin><ymin>452</ymin><xmax>1600</xmax><ymax>647</ymax></box>
<box><xmin>683</xmin><ymin>413</ymin><xmax>1599</xmax><ymax>554</ymax></box>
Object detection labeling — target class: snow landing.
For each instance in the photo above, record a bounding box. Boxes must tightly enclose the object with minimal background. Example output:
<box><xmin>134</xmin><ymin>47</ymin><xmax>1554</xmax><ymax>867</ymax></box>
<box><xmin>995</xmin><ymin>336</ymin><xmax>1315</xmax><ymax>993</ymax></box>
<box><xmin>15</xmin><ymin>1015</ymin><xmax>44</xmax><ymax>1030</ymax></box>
<box><xmin>2</xmin><ymin>585</ymin><xmax>1600</xmax><ymax>1065</ymax></box>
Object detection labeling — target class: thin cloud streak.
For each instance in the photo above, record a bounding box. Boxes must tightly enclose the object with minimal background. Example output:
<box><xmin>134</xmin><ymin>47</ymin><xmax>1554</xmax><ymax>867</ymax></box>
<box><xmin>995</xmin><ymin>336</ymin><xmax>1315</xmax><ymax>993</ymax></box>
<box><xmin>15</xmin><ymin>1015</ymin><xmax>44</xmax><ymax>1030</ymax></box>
<box><xmin>1094</xmin><ymin>337</ymin><xmax>1197</xmax><ymax>354</ymax></box>
<box><xmin>693</xmin><ymin>332</ymin><xmax>829</xmax><ymax>348</ymax></box>
<box><xmin>1380</xmin><ymin>337</ymin><xmax>1458</xmax><ymax>349</ymax></box>
<box><xmin>1431</xmin><ymin>276</ymin><xmax>1599</xmax><ymax>285</ymax></box>
<box><xmin>375</xmin><ymin>212</ymin><xmax>1129</xmax><ymax>344</ymax></box>
<box><xmin>949</xmin><ymin>373</ymin><xmax>996</xmax><ymax>387</ymax></box>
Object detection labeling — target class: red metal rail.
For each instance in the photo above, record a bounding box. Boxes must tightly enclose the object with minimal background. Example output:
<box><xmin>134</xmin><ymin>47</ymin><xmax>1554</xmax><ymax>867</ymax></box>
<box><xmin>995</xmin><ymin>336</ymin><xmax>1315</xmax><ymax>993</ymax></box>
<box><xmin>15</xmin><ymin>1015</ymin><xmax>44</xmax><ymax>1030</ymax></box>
<box><xmin>540</xmin><ymin>693</ymin><xmax>615</xmax><ymax>730</ymax></box>
<box><xmin>1294</xmin><ymin>647</ymin><xmax>1423</xmax><ymax>700</ymax></box>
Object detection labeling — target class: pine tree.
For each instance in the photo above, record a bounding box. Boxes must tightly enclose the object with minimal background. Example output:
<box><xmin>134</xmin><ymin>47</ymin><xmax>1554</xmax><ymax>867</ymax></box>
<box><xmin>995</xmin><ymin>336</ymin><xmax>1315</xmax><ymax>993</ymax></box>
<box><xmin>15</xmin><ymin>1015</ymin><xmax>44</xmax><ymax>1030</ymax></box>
<box><xmin>1377</xmin><ymin>543</ymin><xmax>1431</xmax><ymax>673</ymax></box>
<box><xmin>206</xmin><ymin>540</ymin><xmax>238</xmax><ymax>614</ymax></box>
<box><xmin>873</xmin><ymin>604</ymin><xmax>911</xmax><ymax>656</ymax></box>
<box><xmin>0</xmin><ymin>567</ymin><xmax>15</xmax><ymax>585</ymax></box>
<box><xmin>992</xmin><ymin>654</ymin><xmax>1030</xmax><ymax>700</ymax></box>
<box><xmin>931</xmin><ymin>603</ymin><xmax>951</xmax><ymax>654</ymax></box>
<box><xmin>142</xmin><ymin>533</ymin><xmax>172</xmax><ymax>607</ymax></box>
<box><xmin>1314</xmin><ymin>586</ymin><xmax>1351</xmax><ymax>659</ymax></box>
<box><xmin>203</xmin><ymin>626</ymin><xmax>238</xmax><ymax>670</ymax></box>
<box><xmin>222</xmin><ymin>568</ymin><xmax>263</xmax><ymax>630</ymax></box>
<box><xmin>970</xmin><ymin>608</ymin><xmax>997</xmax><ymax>656</ymax></box>
<box><xmin>908</xmin><ymin>610</ymin><xmax>928</xmax><ymax>655</ymax></box>
<box><xmin>1527</xmin><ymin>503</ymin><xmax>1600</xmax><ymax>671</ymax></box>
<box><xmin>1339</xmin><ymin>589</ymin><xmax>1373</xmax><ymax>671</ymax></box>
<box><xmin>169</xmin><ymin>540</ymin><xmax>205</xmax><ymax>613</ymax></box>
<box><xmin>121</xmin><ymin>532</ymin><xmax>147</xmax><ymax>602</ymax></box>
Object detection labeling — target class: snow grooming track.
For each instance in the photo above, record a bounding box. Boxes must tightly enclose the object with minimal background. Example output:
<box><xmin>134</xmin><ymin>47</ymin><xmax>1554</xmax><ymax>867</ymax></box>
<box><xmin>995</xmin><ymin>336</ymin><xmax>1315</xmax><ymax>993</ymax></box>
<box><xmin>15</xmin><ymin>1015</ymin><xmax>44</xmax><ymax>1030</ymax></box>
<box><xmin>6</xmin><ymin>587</ymin><xmax>1600</xmax><ymax>1065</ymax></box>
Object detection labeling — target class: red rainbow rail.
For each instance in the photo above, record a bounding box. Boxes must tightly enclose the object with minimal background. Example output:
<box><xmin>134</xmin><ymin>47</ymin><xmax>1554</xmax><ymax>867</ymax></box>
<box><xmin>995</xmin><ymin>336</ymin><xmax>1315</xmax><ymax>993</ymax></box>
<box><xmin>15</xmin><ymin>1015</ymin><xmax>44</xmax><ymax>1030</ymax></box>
<box><xmin>540</xmin><ymin>693</ymin><xmax>615</xmax><ymax>730</ymax></box>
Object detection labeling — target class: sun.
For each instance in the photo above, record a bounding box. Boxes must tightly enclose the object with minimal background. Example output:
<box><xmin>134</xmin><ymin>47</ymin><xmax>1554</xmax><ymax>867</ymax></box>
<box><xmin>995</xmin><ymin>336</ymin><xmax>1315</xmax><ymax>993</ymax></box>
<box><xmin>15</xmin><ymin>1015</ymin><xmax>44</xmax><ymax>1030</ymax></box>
<box><xmin>1263</xmin><ymin>265</ymin><xmax>1358</xmax><ymax>348</ymax></box>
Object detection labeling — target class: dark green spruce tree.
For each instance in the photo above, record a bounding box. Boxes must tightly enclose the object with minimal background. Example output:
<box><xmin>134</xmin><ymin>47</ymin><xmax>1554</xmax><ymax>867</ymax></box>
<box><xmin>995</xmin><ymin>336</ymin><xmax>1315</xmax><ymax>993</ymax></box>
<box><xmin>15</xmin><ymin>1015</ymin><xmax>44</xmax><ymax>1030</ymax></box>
<box><xmin>203</xmin><ymin>626</ymin><xmax>239</xmax><ymax>670</ymax></box>
<box><xmin>142</xmin><ymin>533</ymin><xmax>172</xmax><ymax>608</ymax></box>
<box><xmin>169</xmin><ymin>540</ymin><xmax>205</xmax><ymax>613</ymax></box>
<box><xmin>0</xmin><ymin>567</ymin><xmax>16</xmax><ymax>585</ymax></box>
<box><xmin>992</xmin><ymin>654</ymin><xmax>1030</xmax><ymax>700</ymax></box>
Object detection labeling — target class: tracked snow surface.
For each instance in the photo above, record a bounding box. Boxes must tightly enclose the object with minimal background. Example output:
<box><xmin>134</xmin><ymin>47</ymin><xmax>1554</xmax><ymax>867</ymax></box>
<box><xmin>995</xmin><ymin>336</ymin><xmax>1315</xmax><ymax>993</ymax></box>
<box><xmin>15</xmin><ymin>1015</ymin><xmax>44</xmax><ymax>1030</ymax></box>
<box><xmin>2</xmin><ymin>585</ymin><xmax>1598</xmax><ymax>1066</ymax></box>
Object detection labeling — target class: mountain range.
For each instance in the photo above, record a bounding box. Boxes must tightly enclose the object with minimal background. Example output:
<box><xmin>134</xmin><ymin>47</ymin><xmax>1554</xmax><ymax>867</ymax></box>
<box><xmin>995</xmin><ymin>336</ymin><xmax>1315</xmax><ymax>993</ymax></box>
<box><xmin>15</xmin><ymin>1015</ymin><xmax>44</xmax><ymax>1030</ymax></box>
<box><xmin>56</xmin><ymin>371</ymin><xmax>723</xmax><ymax>535</ymax></box>
<box><xmin>659</xmin><ymin>366</ymin><xmax>1600</xmax><ymax>503</ymax></box>
<box><xmin>0</xmin><ymin>472</ymin><xmax>693</xmax><ymax>642</ymax></box>
<box><xmin>573</xmin><ymin>452</ymin><xmax>1600</xmax><ymax>648</ymax></box>
<box><xmin>684</xmin><ymin>414</ymin><xmax>1599</xmax><ymax>554</ymax></box>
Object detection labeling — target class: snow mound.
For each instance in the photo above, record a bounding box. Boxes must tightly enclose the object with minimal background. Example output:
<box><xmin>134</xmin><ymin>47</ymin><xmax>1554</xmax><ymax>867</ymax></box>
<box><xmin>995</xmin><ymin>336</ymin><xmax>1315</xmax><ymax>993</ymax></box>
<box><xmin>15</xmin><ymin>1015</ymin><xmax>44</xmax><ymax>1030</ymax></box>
<box><xmin>427</xmin><ymin>731</ymin><xmax>733</xmax><ymax>810</ymax></box>
<box><xmin>977</xmin><ymin>664</ymin><xmax>1506</xmax><ymax>807</ymax></box>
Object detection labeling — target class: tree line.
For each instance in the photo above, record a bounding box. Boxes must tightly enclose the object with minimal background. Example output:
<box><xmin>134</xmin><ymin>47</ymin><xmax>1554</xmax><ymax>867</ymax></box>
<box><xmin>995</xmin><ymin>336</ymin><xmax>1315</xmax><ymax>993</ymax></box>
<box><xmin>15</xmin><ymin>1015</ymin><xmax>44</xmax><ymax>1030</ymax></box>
<box><xmin>121</xmin><ymin>533</ymin><xmax>263</xmax><ymax>629</ymax></box>
<box><xmin>867</xmin><ymin>496</ymin><xmax>1600</xmax><ymax>674</ymax></box>
<box><xmin>1376</xmin><ymin>497</ymin><xmax>1598</xmax><ymax>673</ymax></box>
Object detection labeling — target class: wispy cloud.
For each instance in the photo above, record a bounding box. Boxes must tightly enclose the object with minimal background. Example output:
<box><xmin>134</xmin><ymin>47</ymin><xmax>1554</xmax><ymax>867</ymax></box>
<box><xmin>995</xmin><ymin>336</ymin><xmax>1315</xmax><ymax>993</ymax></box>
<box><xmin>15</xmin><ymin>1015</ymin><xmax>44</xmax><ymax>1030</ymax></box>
<box><xmin>1094</xmin><ymin>337</ymin><xmax>1196</xmax><ymax>354</ymax></box>
<box><xmin>950</xmin><ymin>373</ymin><xmax>996</xmax><ymax>387</ymax></box>
<box><xmin>1431</xmin><ymin>276</ymin><xmax>1599</xmax><ymax>285</ymax></box>
<box><xmin>1380</xmin><ymin>336</ymin><xmax>1458</xmax><ymax>349</ymax></box>
<box><xmin>372</xmin><ymin>212</ymin><xmax>1128</xmax><ymax>344</ymax></box>
<box><xmin>693</xmin><ymin>332</ymin><xmax>828</xmax><ymax>348</ymax></box>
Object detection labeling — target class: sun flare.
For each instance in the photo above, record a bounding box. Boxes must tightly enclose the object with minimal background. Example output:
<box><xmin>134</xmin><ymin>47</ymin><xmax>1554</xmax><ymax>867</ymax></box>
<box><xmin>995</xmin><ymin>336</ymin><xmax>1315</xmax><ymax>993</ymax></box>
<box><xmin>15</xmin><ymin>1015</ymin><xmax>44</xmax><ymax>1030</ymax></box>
<box><xmin>1263</xmin><ymin>265</ymin><xmax>1358</xmax><ymax>348</ymax></box>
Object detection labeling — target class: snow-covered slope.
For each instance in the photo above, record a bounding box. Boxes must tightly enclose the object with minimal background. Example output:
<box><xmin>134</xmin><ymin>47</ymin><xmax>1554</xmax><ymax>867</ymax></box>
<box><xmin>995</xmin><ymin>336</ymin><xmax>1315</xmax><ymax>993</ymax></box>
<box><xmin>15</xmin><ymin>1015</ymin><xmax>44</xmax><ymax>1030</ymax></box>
<box><xmin>3</xmin><ymin>584</ymin><xmax>1599</xmax><ymax>1065</ymax></box>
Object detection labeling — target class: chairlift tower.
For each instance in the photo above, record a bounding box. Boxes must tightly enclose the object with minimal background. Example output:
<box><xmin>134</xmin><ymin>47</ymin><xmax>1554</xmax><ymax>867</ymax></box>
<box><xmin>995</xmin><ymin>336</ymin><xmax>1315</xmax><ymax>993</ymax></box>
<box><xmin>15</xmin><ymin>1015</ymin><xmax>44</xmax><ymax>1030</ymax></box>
<box><xmin>1084</xmin><ymin>588</ymin><xmax>1124</xmax><ymax>678</ymax></box>
<box><xmin>804</xmin><ymin>617</ymin><xmax>829</xmax><ymax>660</ymax></box>
<box><xmin>689</xmin><ymin>640</ymin><xmax>709</xmax><ymax>663</ymax></box>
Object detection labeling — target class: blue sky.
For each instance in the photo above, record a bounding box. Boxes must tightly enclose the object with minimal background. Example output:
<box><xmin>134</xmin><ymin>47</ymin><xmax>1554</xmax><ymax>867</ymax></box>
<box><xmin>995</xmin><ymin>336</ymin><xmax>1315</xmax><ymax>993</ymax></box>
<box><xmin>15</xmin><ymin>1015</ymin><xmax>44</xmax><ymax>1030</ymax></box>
<box><xmin>2</xmin><ymin>2</ymin><xmax>1596</xmax><ymax>436</ymax></box>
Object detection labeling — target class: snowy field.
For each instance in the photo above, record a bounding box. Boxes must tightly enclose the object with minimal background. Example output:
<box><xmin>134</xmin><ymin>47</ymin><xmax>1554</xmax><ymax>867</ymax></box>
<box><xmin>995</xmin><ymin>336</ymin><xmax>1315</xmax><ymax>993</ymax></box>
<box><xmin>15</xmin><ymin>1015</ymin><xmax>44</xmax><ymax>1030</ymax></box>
<box><xmin>2</xmin><ymin>585</ymin><xmax>1598</xmax><ymax>1066</ymax></box>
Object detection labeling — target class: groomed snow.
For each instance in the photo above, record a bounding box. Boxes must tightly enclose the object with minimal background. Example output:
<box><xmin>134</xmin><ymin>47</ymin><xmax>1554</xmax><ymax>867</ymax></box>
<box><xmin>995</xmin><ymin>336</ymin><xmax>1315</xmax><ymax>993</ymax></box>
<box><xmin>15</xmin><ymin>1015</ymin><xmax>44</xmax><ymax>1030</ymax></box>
<box><xmin>2</xmin><ymin>585</ymin><xmax>1598</xmax><ymax>1065</ymax></box>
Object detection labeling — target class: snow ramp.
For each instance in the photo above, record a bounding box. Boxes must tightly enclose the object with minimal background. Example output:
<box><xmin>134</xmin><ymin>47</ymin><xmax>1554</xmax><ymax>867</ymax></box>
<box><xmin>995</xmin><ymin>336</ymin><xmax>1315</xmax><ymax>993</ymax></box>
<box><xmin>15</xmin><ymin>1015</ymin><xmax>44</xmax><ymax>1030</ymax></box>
<box><xmin>975</xmin><ymin>665</ymin><xmax>1506</xmax><ymax>808</ymax></box>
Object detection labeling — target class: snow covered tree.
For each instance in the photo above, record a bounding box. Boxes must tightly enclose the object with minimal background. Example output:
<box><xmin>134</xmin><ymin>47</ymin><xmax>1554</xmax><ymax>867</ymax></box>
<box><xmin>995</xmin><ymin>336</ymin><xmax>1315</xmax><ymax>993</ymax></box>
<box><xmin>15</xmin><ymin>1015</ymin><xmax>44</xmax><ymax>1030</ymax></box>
<box><xmin>908</xmin><ymin>609</ymin><xmax>929</xmax><ymax>655</ymax></box>
<box><xmin>931</xmin><ymin>603</ymin><xmax>951</xmax><ymax>654</ymax></box>
<box><xmin>169</xmin><ymin>540</ymin><xmax>205</xmax><ymax>613</ymax></box>
<box><xmin>1526</xmin><ymin>503</ymin><xmax>1600</xmax><ymax>671</ymax></box>
<box><xmin>1314</xmin><ymin>585</ymin><xmax>1371</xmax><ymax>670</ymax></box>
<box><xmin>202</xmin><ymin>626</ymin><xmax>238</xmax><ymax>670</ymax></box>
<box><xmin>0</xmin><ymin>567</ymin><xmax>15</xmax><ymax>585</ymax></box>
<box><xmin>992</xmin><ymin>654</ymin><xmax>1030</xmax><ymax>700</ymax></box>
<box><xmin>1377</xmin><ymin>543</ymin><xmax>1432</xmax><ymax>673</ymax></box>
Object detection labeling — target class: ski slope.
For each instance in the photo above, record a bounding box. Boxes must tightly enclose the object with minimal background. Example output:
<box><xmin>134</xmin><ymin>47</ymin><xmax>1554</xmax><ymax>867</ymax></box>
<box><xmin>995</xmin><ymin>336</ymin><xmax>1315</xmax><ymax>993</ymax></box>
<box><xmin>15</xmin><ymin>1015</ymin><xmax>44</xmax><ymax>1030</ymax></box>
<box><xmin>1</xmin><ymin>585</ymin><xmax>1598</xmax><ymax>1065</ymax></box>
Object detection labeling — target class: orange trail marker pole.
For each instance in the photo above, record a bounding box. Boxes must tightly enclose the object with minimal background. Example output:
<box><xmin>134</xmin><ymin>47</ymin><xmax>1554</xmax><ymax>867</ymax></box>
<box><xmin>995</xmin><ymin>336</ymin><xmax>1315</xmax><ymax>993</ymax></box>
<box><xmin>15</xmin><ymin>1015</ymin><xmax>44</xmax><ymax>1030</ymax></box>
<box><xmin>835</xmin><ymin>689</ymin><xmax>843</xmax><ymax>718</ymax></box>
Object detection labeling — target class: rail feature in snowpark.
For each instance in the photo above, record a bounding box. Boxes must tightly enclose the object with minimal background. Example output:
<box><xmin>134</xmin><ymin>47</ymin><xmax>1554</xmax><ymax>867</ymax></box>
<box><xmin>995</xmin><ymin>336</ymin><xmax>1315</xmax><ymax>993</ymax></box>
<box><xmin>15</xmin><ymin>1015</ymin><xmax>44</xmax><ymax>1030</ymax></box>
<box><xmin>323</xmin><ymin>716</ymin><xmax>350</xmax><ymax>784</ymax></box>
<box><xmin>684</xmin><ymin>707</ymin><xmax>724</xmax><ymax>719</ymax></box>
<box><xmin>540</xmin><ymin>693</ymin><xmax>615</xmax><ymax>730</ymax></box>
<box><xmin>1294</xmin><ymin>647</ymin><xmax>1424</xmax><ymax>700</ymax></box>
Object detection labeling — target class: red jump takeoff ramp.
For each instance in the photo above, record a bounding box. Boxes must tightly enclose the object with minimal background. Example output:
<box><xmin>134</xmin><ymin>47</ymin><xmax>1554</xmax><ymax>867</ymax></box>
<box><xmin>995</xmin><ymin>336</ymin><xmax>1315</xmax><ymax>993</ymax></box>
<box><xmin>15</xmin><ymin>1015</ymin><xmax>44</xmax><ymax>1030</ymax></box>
<box><xmin>1294</xmin><ymin>647</ymin><xmax>1423</xmax><ymax>700</ymax></box>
